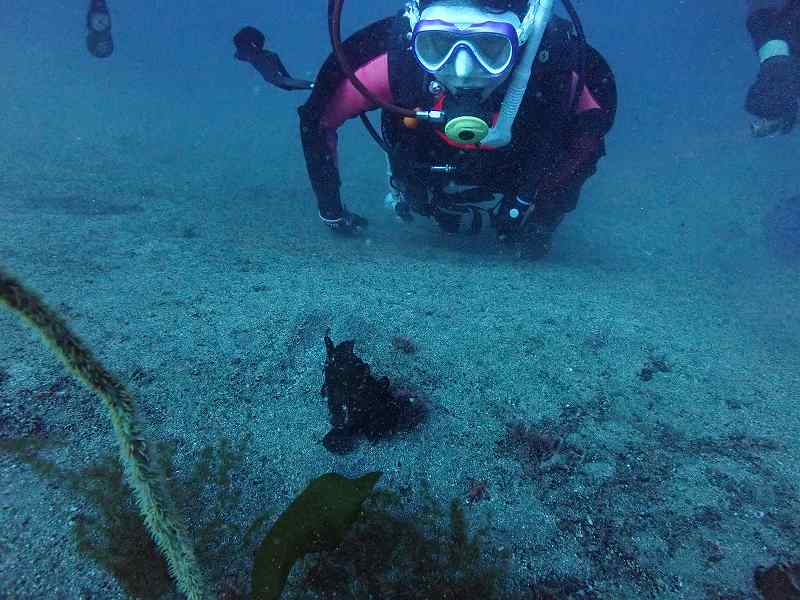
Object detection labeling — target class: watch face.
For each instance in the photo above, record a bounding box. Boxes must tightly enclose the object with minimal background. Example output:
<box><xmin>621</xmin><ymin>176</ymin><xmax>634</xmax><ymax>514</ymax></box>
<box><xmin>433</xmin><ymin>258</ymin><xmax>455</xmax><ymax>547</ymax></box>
<box><xmin>89</xmin><ymin>11</ymin><xmax>111</xmax><ymax>33</ymax></box>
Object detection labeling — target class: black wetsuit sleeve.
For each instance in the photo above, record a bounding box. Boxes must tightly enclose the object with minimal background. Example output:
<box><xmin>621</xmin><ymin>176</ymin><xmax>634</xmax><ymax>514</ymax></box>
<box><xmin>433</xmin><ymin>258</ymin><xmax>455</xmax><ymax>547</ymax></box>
<box><xmin>297</xmin><ymin>18</ymin><xmax>396</xmax><ymax>219</ymax></box>
<box><xmin>747</xmin><ymin>0</ymin><xmax>800</xmax><ymax>50</ymax></box>
<box><xmin>251</xmin><ymin>51</ymin><xmax>313</xmax><ymax>91</ymax></box>
<box><xmin>748</xmin><ymin>0</ymin><xmax>788</xmax><ymax>11</ymax></box>
<box><xmin>572</xmin><ymin>45</ymin><xmax>617</xmax><ymax>140</ymax></box>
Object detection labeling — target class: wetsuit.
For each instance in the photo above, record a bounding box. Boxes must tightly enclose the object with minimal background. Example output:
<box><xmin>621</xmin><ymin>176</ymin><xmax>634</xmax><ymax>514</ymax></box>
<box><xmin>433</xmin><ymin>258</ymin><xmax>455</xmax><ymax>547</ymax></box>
<box><xmin>299</xmin><ymin>13</ymin><xmax>616</xmax><ymax>240</ymax></box>
<box><xmin>746</xmin><ymin>0</ymin><xmax>800</xmax><ymax>129</ymax></box>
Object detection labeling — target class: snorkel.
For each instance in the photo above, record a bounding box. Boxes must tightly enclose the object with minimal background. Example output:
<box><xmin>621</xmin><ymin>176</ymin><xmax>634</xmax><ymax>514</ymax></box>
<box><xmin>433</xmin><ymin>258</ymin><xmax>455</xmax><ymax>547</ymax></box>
<box><xmin>483</xmin><ymin>0</ymin><xmax>553</xmax><ymax>147</ymax></box>
<box><xmin>328</xmin><ymin>0</ymin><xmax>585</xmax><ymax>148</ymax></box>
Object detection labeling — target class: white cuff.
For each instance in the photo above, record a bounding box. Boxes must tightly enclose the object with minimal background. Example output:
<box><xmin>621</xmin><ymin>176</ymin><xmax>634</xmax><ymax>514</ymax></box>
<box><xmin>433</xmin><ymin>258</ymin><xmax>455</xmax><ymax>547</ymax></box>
<box><xmin>319</xmin><ymin>212</ymin><xmax>343</xmax><ymax>224</ymax></box>
<box><xmin>759</xmin><ymin>39</ymin><xmax>790</xmax><ymax>63</ymax></box>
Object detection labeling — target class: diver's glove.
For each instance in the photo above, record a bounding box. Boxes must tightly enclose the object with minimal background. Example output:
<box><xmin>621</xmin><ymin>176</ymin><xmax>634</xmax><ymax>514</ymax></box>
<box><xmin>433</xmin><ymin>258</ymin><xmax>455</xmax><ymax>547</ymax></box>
<box><xmin>234</xmin><ymin>26</ymin><xmax>266</xmax><ymax>62</ymax></box>
<box><xmin>320</xmin><ymin>207</ymin><xmax>368</xmax><ymax>235</ymax></box>
<box><xmin>746</xmin><ymin>55</ymin><xmax>800</xmax><ymax>130</ymax></box>
<box><xmin>519</xmin><ymin>212</ymin><xmax>564</xmax><ymax>261</ymax></box>
<box><xmin>494</xmin><ymin>196</ymin><xmax>557</xmax><ymax>259</ymax></box>
<box><xmin>494</xmin><ymin>196</ymin><xmax>532</xmax><ymax>242</ymax></box>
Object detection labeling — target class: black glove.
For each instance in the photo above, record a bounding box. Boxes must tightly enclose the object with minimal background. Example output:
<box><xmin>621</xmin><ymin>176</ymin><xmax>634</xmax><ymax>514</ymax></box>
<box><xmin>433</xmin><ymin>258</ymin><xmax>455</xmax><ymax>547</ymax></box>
<box><xmin>493</xmin><ymin>196</ymin><xmax>532</xmax><ymax>242</ymax></box>
<box><xmin>320</xmin><ymin>207</ymin><xmax>368</xmax><ymax>235</ymax></box>
<box><xmin>746</xmin><ymin>55</ymin><xmax>800</xmax><ymax>126</ymax></box>
<box><xmin>234</xmin><ymin>26</ymin><xmax>265</xmax><ymax>62</ymax></box>
<box><xmin>520</xmin><ymin>221</ymin><xmax>557</xmax><ymax>260</ymax></box>
<box><xmin>495</xmin><ymin>197</ymin><xmax>565</xmax><ymax>259</ymax></box>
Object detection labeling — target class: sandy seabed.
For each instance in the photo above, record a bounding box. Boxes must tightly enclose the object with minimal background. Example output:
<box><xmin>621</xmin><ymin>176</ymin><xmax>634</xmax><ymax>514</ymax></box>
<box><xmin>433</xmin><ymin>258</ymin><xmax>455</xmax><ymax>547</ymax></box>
<box><xmin>1</xmin><ymin>109</ymin><xmax>799</xmax><ymax>600</ymax></box>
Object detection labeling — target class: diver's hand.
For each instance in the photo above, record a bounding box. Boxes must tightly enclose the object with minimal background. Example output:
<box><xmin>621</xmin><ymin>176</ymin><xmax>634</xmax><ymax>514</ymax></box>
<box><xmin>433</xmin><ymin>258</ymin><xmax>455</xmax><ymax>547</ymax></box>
<box><xmin>320</xmin><ymin>208</ymin><xmax>368</xmax><ymax>235</ymax></box>
<box><xmin>499</xmin><ymin>204</ymin><xmax>563</xmax><ymax>260</ymax></box>
<box><xmin>494</xmin><ymin>196</ymin><xmax>532</xmax><ymax>242</ymax></box>
<box><xmin>746</xmin><ymin>55</ymin><xmax>800</xmax><ymax>129</ymax></box>
<box><xmin>519</xmin><ymin>222</ymin><xmax>555</xmax><ymax>260</ymax></box>
<box><xmin>234</xmin><ymin>26</ymin><xmax>265</xmax><ymax>62</ymax></box>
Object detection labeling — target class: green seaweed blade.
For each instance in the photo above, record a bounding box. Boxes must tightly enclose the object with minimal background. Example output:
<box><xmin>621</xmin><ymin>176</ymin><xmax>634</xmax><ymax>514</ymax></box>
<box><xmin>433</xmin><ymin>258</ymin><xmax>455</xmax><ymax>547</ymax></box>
<box><xmin>251</xmin><ymin>471</ymin><xmax>381</xmax><ymax>600</ymax></box>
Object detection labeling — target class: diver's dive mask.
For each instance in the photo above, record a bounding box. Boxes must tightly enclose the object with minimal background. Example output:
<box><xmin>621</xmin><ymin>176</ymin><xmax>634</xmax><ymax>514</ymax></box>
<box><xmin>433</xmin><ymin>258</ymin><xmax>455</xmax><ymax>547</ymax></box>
<box><xmin>413</xmin><ymin>19</ymin><xmax>520</xmax><ymax>78</ymax></box>
<box><xmin>412</xmin><ymin>7</ymin><xmax>522</xmax><ymax>88</ymax></box>
<box><xmin>412</xmin><ymin>5</ymin><xmax>525</xmax><ymax>143</ymax></box>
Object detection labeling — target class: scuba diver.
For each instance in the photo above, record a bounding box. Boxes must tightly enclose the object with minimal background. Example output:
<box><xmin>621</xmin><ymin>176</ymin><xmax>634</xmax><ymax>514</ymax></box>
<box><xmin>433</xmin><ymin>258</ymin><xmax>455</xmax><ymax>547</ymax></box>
<box><xmin>234</xmin><ymin>0</ymin><xmax>616</xmax><ymax>259</ymax></box>
<box><xmin>746</xmin><ymin>0</ymin><xmax>800</xmax><ymax>137</ymax></box>
<box><xmin>86</xmin><ymin>0</ymin><xmax>113</xmax><ymax>58</ymax></box>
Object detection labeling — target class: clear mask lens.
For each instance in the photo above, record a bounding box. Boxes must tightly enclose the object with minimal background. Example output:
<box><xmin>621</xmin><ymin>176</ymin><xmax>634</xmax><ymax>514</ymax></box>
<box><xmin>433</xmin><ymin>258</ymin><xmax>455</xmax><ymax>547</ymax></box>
<box><xmin>414</xmin><ymin>30</ymin><xmax>514</xmax><ymax>75</ymax></box>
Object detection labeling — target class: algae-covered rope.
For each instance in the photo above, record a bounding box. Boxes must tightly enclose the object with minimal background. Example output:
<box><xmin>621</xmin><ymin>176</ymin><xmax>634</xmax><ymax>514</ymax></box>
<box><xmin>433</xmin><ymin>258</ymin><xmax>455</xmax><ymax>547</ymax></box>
<box><xmin>0</xmin><ymin>267</ymin><xmax>209</xmax><ymax>600</ymax></box>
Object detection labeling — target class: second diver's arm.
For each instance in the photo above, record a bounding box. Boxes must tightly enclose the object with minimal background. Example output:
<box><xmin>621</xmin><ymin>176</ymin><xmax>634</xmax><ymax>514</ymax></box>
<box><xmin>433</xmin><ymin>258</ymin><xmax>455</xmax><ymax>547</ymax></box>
<box><xmin>747</xmin><ymin>1</ymin><xmax>797</xmax><ymax>62</ymax></box>
<box><xmin>745</xmin><ymin>0</ymin><xmax>800</xmax><ymax>131</ymax></box>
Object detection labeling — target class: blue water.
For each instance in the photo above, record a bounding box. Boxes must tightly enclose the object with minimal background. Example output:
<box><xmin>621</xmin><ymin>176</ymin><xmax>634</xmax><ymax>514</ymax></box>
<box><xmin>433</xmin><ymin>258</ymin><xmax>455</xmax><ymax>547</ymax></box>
<box><xmin>1</xmin><ymin>1</ymin><xmax>799</xmax><ymax>599</ymax></box>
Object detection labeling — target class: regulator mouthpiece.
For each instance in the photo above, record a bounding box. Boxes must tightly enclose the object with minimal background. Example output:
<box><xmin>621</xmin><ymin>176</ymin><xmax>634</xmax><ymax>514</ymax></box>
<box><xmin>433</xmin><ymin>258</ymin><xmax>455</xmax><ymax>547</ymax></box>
<box><xmin>444</xmin><ymin>115</ymin><xmax>490</xmax><ymax>143</ymax></box>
